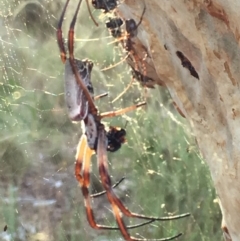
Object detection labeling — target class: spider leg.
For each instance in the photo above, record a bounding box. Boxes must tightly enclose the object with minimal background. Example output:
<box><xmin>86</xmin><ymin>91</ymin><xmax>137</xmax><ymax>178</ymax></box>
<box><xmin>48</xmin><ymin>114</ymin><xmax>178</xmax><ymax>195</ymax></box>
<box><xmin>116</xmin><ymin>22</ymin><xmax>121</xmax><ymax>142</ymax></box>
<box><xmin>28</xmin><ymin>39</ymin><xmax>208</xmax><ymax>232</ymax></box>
<box><xmin>101</xmin><ymin>53</ymin><xmax>130</xmax><ymax>72</ymax></box>
<box><xmin>97</xmin><ymin>128</ymin><xmax>188</xmax><ymax>240</ymax></box>
<box><xmin>75</xmin><ymin>133</ymin><xmax>156</xmax><ymax>230</ymax></box>
<box><xmin>85</xmin><ymin>0</ymin><xmax>99</xmax><ymax>26</ymax></box>
<box><xmin>75</xmin><ymin>134</ymin><xmax>88</xmax><ymax>186</ymax></box>
<box><xmin>141</xmin><ymin>53</ymin><xmax>148</xmax><ymax>77</ymax></box>
<box><xmin>100</xmin><ymin>102</ymin><xmax>146</xmax><ymax>119</ymax></box>
<box><xmin>94</xmin><ymin>92</ymin><xmax>108</xmax><ymax>101</ymax></box>
<box><xmin>57</xmin><ymin>0</ymin><xmax>70</xmax><ymax>63</ymax></box>
<box><xmin>75</xmin><ymin>134</ymin><xmax>113</xmax><ymax>230</ymax></box>
<box><xmin>91</xmin><ymin>176</ymin><xmax>125</xmax><ymax>198</ymax></box>
<box><xmin>135</xmin><ymin>5</ymin><xmax>146</xmax><ymax>29</ymax></box>
<box><xmin>68</xmin><ymin>0</ymin><xmax>97</xmax><ymax>114</ymax></box>
<box><xmin>112</xmin><ymin>73</ymin><xmax>135</xmax><ymax>103</ymax></box>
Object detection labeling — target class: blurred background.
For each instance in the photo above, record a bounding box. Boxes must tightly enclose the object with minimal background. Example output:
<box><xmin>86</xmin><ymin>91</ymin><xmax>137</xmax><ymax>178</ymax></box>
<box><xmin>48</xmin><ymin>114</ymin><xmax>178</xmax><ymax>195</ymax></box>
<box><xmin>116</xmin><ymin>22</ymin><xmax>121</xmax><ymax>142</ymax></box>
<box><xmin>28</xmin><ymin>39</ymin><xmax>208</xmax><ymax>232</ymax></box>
<box><xmin>0</xmin><ymin>0</ymin><xmax>222</xmax><ymax>240</ymax></box>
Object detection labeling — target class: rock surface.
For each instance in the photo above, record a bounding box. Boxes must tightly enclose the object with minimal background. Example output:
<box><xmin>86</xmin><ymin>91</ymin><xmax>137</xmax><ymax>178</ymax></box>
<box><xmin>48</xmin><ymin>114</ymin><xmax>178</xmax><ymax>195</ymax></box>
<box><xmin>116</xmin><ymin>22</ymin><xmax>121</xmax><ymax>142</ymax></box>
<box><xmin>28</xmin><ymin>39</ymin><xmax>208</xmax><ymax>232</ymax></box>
<box><xmin>117</xmin><ymin>1</ymin><xmax>240</xmax><ymax>240</ymax></box>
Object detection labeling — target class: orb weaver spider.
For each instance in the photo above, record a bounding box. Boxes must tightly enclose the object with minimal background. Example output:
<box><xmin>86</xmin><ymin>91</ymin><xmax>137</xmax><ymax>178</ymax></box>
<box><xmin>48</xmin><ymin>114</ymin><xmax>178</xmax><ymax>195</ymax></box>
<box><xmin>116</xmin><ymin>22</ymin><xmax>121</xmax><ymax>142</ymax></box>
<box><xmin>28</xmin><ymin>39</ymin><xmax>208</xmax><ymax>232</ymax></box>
<box><xmin>57</xmin><ymin>0</ymin><xmax>190</xmax><ymax>240</ymax></box>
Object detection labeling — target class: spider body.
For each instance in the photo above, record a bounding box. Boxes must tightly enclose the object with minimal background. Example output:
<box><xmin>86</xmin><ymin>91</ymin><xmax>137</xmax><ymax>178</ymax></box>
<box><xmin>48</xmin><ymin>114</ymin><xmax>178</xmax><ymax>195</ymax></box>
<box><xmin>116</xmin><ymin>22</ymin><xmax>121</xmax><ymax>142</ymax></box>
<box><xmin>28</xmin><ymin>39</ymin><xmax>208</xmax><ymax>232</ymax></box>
<box><xmin>92</xmin><ymin>0</ymin><xmax>117</xmax><ymax>12</ymax></box>
<box><xmin>64</xmin><ymin>59</ymin><xmax>94</xmax><ymax>121</ymax></box>
<box><xmin>57</xmin><ymin>0</ymin><xmax>190</xmax><ymax>240</ymax></box>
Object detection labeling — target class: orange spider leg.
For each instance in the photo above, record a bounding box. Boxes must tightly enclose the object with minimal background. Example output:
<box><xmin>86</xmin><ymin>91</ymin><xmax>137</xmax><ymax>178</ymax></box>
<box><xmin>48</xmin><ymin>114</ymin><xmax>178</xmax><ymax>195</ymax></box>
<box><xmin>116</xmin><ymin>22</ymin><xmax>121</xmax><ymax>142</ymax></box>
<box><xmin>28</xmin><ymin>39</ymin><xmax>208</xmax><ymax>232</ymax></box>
<box><xmin>97</xmin><ymin>128</ymin><xmax>189</xmax><ymax>241</ymax></box>
<box><xmin>141</xmin><ymin>53</ymin><xmax>148</xmax><ymax>77</ymax></box>
<box><xmin>75</xmin><ymin>133</ymin><xmax>156</xmax><ymax>230</ymax></box>
<box><xmin>112</xmin><ymin>74</ymin><xmax>135</xmax><ymax>103</ymax></box>
<box><xmin>100</xmin><ymin>102</ymin><xmax>146</xmax><ymax>119</ymax></box>
<box><xmin>75</xmin><ymin>135</ymin><xmax>110</xmax><ymax>228</ymax></box>
<box><xmin>75</xmin><ymin>134</ymin><xmax>89</xmax><ymax>186</ymax></box>
<box><xmin>75</xmin><ymin>134</ymin><xmax>118</xmax><ymax>230</ymax></box>
<box><xmin>108</xmin><ymin>35</ymin><xmax>126</xmax><ymax>45</ymax></box>
<box><xmin>101</xmin><ymin>53</ymin><xmax>129</xmax><ymax>72</ymax></box>
<box><xmin>94</xmin><ymin>92</ymin><xmax>108</xmax><ymax>101</ymax></box>
<box><xmin>75</xmin><ymin>135</ymin><xmax>113</xmax><ymax>230</ymax></box>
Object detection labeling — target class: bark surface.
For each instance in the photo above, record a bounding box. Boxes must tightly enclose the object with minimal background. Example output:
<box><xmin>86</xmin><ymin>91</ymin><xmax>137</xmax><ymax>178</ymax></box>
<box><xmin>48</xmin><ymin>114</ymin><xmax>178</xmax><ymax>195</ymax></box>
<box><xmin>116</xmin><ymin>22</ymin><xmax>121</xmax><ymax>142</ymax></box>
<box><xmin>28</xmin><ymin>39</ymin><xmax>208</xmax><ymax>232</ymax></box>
<box><xmin>117</xmin><ymin>1</ymin><xmax>240</xmax><ymax>240</ymax></box>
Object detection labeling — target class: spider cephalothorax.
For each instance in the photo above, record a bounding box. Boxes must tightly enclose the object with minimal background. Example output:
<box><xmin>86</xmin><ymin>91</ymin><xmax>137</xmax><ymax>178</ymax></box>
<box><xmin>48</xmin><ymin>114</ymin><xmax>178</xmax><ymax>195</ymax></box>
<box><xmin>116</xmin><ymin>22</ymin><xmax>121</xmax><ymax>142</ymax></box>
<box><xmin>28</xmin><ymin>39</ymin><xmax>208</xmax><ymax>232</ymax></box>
<box><xmin>57</xmin><ymin>0</ymin><xmax>190</xmax><ymax>240</ymax></box>
<box><xmin>92</xmin><ymin>0</ymin><xmax>118</xmax><ymax>12</ymax></box>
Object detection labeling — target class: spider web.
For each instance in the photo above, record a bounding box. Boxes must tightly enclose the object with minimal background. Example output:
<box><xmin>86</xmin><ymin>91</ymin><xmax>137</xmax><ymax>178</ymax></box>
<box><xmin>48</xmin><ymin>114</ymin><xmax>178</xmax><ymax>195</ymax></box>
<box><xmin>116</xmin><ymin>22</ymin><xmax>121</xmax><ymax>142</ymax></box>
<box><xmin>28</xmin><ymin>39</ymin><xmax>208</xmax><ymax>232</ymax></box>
<box><xmin>0</xmin><ymin>1</ymin><xmax>221</xmax><ymax>241</ymax></box>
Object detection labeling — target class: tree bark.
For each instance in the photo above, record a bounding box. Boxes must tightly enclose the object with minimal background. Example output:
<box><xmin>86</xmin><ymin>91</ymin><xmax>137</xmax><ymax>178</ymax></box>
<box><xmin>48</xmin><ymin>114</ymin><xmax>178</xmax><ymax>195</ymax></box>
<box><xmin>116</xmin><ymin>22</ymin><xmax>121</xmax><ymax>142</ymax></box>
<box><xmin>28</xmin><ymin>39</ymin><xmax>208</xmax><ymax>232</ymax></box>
<box><xmin>117</xmin><ymin>1</ymin><xmax>240</xmax><ymax>240</ymax></box>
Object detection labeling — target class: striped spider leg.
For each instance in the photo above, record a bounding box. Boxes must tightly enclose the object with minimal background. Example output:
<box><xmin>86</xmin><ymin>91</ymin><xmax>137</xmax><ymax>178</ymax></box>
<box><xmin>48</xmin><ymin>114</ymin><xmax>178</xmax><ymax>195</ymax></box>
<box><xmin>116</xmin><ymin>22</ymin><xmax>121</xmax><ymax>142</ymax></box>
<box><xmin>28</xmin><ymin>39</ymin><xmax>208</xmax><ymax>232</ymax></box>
<box><xmin>75</xmin><ymin>132</ymin><xmax>156</xmax><ymax>231</ymax></box>
<box><xmin>96</xmin><ymin>127</ymin><xmax>190</xmax><ymax>241</ymax></box>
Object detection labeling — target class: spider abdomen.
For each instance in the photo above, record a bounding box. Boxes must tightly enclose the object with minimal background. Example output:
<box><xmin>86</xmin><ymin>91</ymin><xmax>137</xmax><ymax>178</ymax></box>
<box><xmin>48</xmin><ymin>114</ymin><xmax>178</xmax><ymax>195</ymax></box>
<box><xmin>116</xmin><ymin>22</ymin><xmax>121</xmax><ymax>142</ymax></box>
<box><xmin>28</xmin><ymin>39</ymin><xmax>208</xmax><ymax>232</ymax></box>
<box><xmin>64</xmin><ymin>59</ymin><xmax>94</xmax><ymax>121</ymax></box>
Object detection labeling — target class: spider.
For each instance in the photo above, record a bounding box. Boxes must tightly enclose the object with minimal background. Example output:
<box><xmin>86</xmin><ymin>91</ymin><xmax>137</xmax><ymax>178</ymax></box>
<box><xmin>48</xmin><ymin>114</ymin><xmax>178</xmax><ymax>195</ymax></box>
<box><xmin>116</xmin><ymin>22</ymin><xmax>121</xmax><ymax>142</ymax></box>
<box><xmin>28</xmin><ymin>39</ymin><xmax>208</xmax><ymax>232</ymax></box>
<box><xmin>57</xmin><ymin>0</ymin><xmax>190</xmax><ymax>240</ymax></box>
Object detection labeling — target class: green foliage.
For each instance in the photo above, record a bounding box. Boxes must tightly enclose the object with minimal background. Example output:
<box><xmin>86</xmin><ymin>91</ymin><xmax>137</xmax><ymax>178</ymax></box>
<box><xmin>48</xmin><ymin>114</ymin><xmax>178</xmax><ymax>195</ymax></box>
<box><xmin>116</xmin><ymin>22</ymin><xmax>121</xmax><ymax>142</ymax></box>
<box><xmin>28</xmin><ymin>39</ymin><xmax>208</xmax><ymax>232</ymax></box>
<box><xmin>0</xmin><ymin>0</ymin><xmax>221</xmax><ymax>241</ymax></box>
